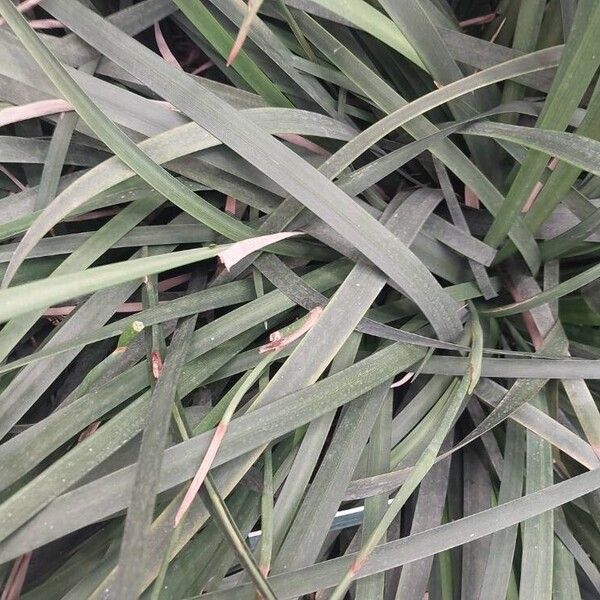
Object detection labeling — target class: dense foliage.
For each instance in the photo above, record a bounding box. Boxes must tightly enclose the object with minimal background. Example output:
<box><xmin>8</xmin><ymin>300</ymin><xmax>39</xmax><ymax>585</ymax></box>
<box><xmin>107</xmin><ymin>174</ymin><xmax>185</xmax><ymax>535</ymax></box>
<box><xmin>0</xmin><ymin>0</ymin><xmax>599</xmax><ymax>598</ymax></box>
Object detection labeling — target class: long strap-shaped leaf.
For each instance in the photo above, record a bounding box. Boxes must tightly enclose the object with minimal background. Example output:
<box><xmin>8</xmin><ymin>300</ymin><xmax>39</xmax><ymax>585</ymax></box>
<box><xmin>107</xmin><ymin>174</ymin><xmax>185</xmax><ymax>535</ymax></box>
<box><xmin>0</xmin><ymin>246</ymin><xmax>221</xmax><ymax>323</ymax></box>
<box><xmin>478</xmin><ymin>420</ymin><xmax>524</xmax><ymax>600</ymax></box>
<box><xmin>33</xmin><ymin>0</ymin><xmax>460</xmax><ymax>341</ymax></box>
<box><xmin>113</xmin><ymin>298</ymin><xmax>197</xmax><ymax>599</ymax></box>
<box><xmin>307</xmin><ymin>0</ymin><xmax>423</xmax><ymax>68</ymax></box>
<box><xmin>317</xmin><ymin>46</ymin><xmax>560</xmax><ymax>189</ymax></box>
<box><xmin>0</xmin><ymin>232</ymin><xmax>300</xmax><ymax>323</ymax></box>
<box><xmin>481</xmin><ymin>261</ymin><xmax>600</xmax><ymax>318</ymax></box>
<box><xmin>197</xmin><ymin>454</ymin><xmax>600</xmax><ymax>598</ymax></box>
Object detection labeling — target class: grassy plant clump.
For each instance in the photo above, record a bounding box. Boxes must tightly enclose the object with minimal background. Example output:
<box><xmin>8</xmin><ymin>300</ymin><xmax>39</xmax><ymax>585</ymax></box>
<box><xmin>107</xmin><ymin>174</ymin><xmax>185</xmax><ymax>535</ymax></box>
<box><xmin>0</xmin><ymin>1</ymin><xmax>599</xmax><ymax>598</ymax></box>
